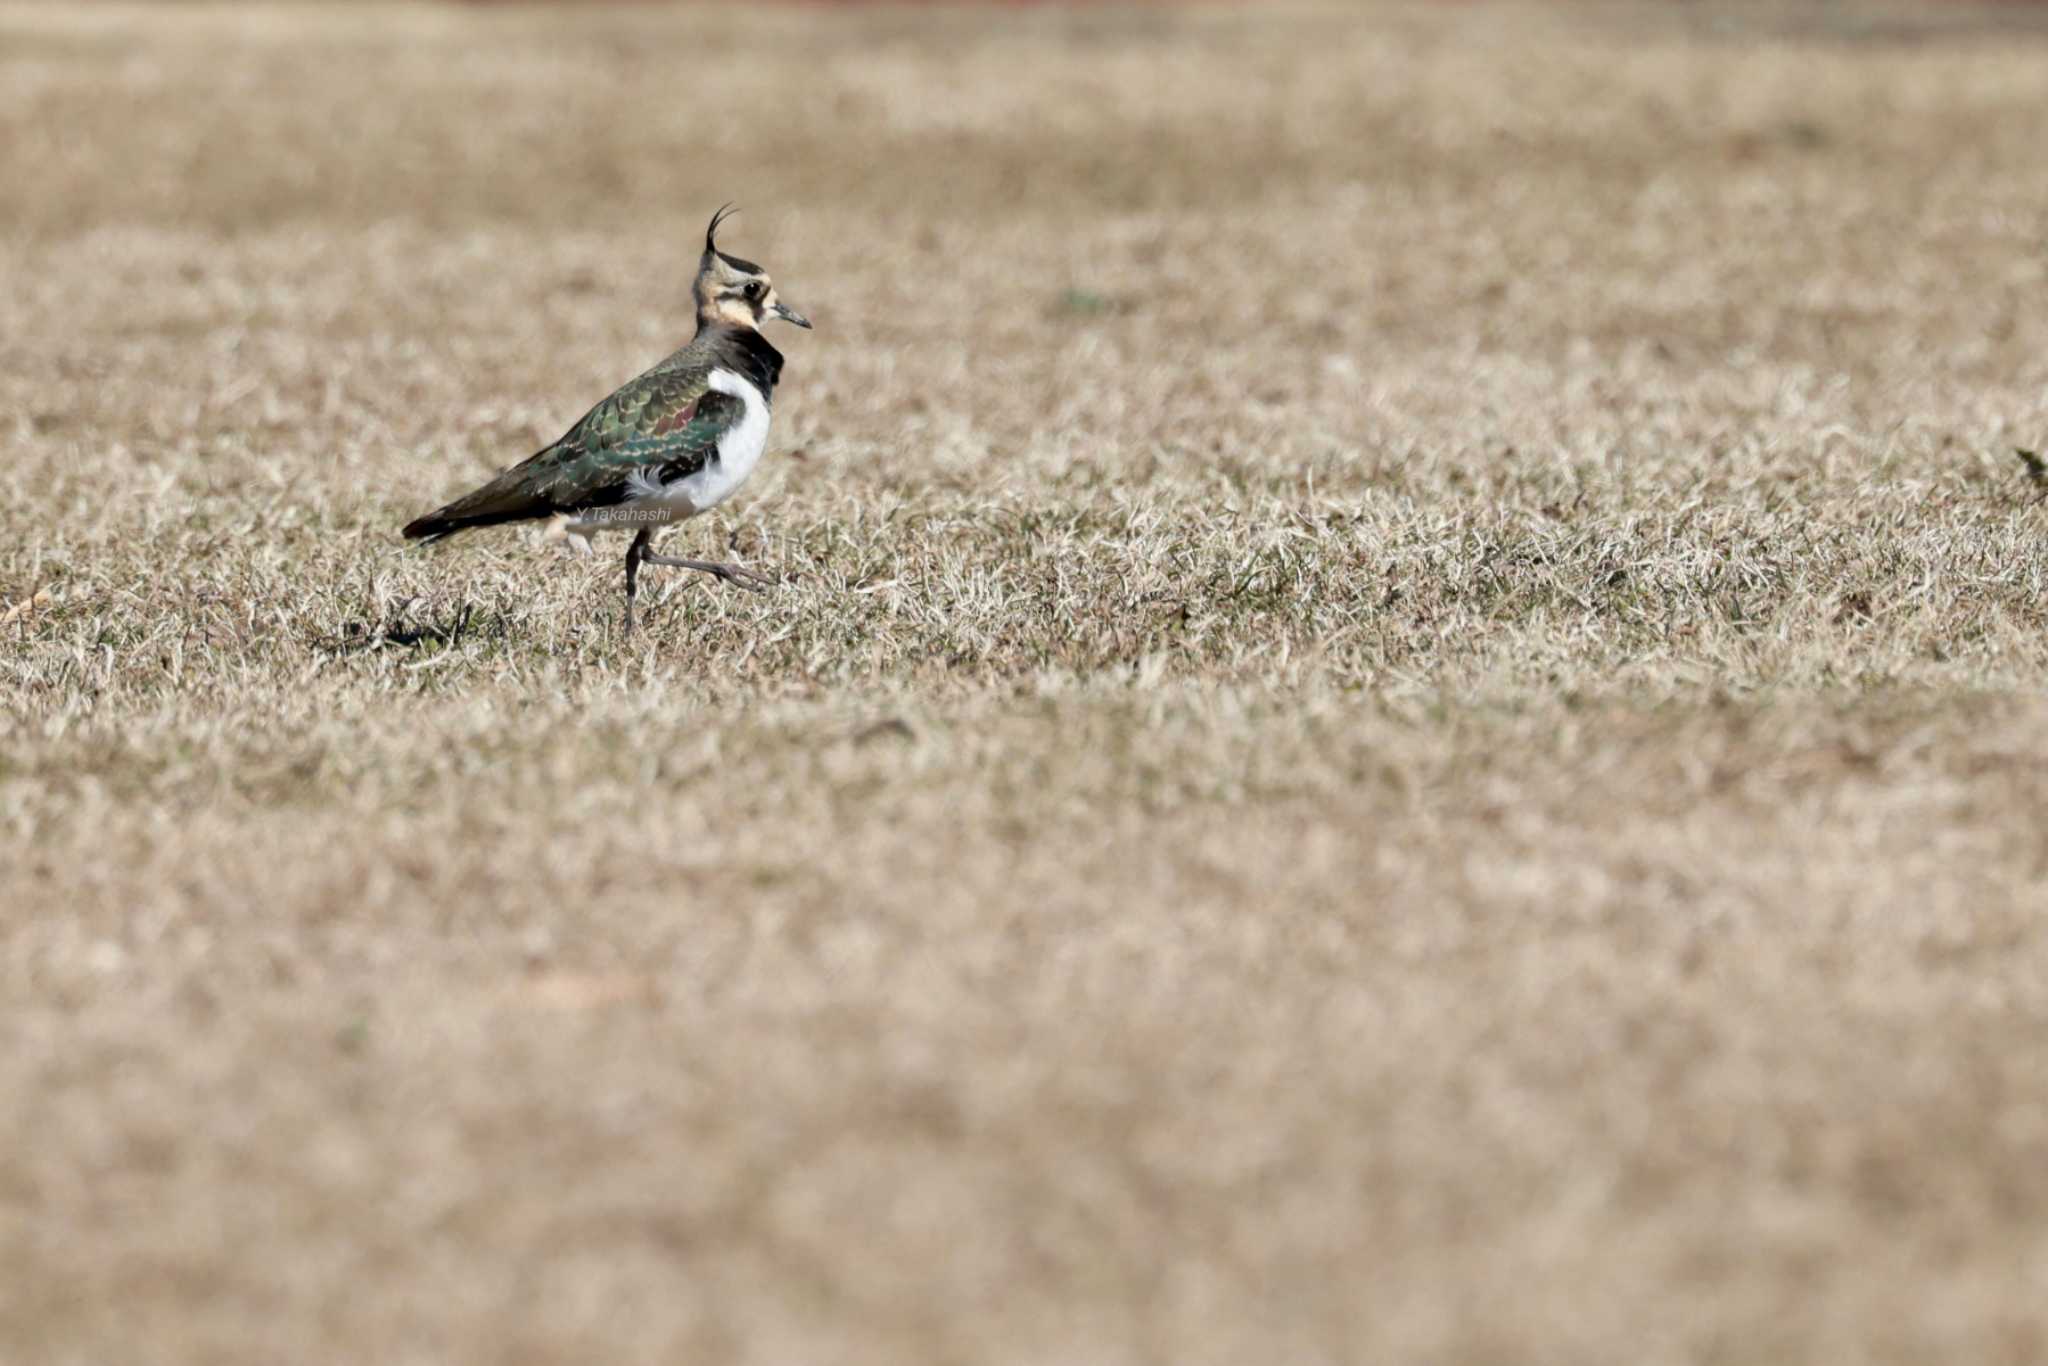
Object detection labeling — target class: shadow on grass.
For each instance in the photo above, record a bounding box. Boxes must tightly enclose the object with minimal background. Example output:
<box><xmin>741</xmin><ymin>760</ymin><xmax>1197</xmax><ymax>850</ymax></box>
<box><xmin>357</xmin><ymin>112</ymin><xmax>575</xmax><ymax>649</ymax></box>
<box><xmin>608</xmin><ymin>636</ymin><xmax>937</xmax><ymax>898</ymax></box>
<box><xmin>320</xmin><ymin>599</ymin><xmax>507</xmax><ymax>655</ymax></box>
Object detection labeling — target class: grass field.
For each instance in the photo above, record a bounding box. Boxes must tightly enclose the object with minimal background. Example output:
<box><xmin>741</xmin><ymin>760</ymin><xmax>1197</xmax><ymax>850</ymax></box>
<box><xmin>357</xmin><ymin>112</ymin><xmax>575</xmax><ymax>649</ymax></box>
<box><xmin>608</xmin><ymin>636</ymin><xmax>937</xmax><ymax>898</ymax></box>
<box><xmin>7</xmin><ymin>1</ymin><xmax>2048</xmax><ymax>1360</ymax></box>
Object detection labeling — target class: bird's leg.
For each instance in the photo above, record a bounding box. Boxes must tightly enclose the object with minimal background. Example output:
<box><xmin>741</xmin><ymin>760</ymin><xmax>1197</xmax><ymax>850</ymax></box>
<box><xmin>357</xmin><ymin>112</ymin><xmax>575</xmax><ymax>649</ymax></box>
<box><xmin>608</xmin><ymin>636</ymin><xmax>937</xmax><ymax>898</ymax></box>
<box><xmin>622</xmin><ymin>527</ymin><xmax>652</xmax><ymax>632</ymax></box>
<box><xmin>641</xmin><ymin>548</ymin><xmax>775</xmax><ymax>594</ymax></box>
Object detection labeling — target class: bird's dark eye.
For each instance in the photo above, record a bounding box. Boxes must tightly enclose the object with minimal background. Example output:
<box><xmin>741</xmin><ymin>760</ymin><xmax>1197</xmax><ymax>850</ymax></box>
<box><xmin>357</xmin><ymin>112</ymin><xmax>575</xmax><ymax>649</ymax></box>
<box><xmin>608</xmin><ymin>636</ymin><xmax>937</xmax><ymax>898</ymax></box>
<box><xmin>744</xmin><ymin>280</ymin><xmax>767</xmax><ymax>302</ymax></box>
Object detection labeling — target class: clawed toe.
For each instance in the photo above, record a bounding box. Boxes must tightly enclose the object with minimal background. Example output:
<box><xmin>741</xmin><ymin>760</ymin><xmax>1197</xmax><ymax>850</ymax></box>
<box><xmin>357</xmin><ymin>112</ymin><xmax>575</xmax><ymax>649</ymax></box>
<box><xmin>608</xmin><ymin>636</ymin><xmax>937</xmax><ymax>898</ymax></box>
<box><xmin>642</xmin><ymin>553</ymin><xmax>776</xmax><ymax>593</ymax></box>
<box><xmin>722</xmin><ymin>565</ymin><xmax>775</xmax><ymax>593</ymax></box>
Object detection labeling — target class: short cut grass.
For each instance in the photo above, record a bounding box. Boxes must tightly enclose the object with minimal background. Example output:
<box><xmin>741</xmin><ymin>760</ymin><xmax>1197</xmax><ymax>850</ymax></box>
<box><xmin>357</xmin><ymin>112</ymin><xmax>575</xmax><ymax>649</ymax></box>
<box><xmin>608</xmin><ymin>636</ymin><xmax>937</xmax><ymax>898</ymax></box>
<box><xmin>6</xmin><ymin>2</ymin><xmax>2048</xmax><ymax>1362</ymax></box>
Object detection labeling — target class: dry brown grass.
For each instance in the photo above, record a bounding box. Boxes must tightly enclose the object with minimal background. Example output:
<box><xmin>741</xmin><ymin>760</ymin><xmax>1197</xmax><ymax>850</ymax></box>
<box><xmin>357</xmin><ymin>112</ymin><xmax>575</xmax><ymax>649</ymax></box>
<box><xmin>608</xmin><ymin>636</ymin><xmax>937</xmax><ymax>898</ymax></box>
<box><xmin>8</xmin><ymin>1</ymin><xmax>2048</xmax><ymax>1360</ymax></box>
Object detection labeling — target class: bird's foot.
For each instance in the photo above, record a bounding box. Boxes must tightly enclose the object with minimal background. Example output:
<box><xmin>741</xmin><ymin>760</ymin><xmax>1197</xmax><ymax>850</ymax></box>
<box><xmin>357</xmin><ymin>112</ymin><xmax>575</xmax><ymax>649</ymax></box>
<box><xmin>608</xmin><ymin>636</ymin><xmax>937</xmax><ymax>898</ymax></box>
<box><xmin>642</xmin><ymin>554</ymin><xmax>776</xmax><ymax>594</ymax></box>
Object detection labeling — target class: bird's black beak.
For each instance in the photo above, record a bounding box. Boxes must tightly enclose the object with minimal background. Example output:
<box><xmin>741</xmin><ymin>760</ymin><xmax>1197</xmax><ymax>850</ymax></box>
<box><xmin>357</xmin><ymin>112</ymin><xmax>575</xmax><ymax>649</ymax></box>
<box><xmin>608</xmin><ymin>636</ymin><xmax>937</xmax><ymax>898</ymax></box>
<box><xmin>770</xmin><ymin>301</ymin><xmax>812</xmax><ymax>329</ymax></box>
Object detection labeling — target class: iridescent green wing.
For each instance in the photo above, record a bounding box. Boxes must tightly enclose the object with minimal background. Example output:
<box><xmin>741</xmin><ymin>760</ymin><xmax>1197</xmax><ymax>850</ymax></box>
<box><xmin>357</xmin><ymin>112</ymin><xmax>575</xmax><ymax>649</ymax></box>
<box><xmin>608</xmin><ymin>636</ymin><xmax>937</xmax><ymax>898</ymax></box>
<box><xmin>523</xmin><ymin>364</ymin><xmax>744</xmax><ymax>509</ymax></box>
<box><xmin>420</xmin><ymin>364</ymin><xmax>743</xmax><ymax>529</ymax></box>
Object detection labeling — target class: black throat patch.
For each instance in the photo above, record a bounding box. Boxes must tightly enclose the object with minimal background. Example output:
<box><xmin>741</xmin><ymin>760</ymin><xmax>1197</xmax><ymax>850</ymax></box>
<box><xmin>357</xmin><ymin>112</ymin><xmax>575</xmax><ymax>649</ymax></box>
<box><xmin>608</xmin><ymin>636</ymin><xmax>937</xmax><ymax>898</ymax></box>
<box><xmin>710</xmin><ymin>325</ymin><xmax>785</xmax><ymax>402</ymax></box>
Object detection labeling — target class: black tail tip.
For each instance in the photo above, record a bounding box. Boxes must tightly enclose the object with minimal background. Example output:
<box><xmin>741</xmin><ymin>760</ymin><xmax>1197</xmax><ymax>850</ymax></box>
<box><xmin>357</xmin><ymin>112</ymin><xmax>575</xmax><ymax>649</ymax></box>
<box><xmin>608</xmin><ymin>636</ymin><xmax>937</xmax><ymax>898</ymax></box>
<box><xmin>402</xmin><ymin>516</ymin><xmax>452</xmax><ymax>542</ymax></box>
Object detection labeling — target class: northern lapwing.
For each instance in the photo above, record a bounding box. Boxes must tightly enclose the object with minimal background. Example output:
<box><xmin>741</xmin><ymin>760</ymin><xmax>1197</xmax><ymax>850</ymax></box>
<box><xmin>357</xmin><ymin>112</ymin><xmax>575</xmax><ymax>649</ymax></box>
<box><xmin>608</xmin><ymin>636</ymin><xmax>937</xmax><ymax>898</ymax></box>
<box><xmin>403</xmin><ymin>205</ymin><xmax>811</xmax><ymax>632</ymax></box>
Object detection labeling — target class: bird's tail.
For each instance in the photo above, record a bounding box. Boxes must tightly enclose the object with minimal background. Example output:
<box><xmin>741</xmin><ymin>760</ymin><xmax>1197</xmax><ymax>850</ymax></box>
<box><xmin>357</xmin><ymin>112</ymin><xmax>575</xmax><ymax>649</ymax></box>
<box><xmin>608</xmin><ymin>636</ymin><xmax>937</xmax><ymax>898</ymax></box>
<box><xmin>402</xmin><ymin>514</ymin><xmax>460</xmax><ymax>543</ymax></box>
<box><xmin>402</xmin><ymin>484</ymin><xmax>546</xmax><ymax>544</ymax></box>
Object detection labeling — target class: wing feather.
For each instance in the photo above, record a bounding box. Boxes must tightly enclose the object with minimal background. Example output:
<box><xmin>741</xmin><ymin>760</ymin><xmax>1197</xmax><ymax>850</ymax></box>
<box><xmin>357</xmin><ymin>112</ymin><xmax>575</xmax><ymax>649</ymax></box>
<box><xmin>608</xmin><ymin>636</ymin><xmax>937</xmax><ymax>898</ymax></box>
<box><xmin>403</xmin><ymin>361</ymin><xmax>743</xmax><ymax>540</ymax></box>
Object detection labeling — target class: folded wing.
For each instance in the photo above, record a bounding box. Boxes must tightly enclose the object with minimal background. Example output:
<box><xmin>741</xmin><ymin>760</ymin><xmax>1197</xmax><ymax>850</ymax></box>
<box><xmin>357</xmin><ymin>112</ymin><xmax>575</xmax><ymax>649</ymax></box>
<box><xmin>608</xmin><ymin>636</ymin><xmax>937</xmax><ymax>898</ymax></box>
<box><xmin>403</xmin><ymin>364</ymin><xmax>744</xmax><ymax>542</ymax></box>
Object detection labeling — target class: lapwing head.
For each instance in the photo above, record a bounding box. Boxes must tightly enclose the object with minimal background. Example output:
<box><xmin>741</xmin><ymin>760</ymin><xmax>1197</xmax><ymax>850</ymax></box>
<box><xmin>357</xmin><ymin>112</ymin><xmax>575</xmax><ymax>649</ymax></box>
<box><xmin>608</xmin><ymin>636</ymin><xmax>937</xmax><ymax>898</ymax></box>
<box><xmin>693</xmin><ymin>205</ymin><xmax>811</xmax><ymax>333</ymax></box>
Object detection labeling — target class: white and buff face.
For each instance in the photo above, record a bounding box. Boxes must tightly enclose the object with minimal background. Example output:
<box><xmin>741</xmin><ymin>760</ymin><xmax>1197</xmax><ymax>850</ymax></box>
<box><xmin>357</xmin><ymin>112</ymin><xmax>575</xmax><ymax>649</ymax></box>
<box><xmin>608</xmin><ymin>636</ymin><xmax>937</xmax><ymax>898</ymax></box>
<box><xmin>691</xmin><ymin>207</ymin><xmax>810</xmax><ymax>332</ymax></box>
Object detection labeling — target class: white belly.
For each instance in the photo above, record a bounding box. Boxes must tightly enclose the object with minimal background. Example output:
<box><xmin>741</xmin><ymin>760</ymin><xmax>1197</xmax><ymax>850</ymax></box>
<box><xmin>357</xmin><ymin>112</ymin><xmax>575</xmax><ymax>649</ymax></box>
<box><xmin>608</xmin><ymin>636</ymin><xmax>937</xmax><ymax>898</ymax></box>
<box><xmin>566</xmin><ymin>367</ymin><xmax>770</xmax><ymax>539</ymax></box>
<box><xmin>675</xmin><ymin>367</ymin><xmax>771</xmax><ymax>512</ymax></box>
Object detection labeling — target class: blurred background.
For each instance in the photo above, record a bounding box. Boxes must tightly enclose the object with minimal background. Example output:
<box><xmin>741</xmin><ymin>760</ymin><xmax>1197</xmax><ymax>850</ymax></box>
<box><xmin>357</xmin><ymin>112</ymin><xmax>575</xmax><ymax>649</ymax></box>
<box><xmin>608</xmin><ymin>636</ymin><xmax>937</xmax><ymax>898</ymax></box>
<box><xmin>9</xmin><ymin>0</ymin><xmax>2047</xmax><ymax>511</ymax></box>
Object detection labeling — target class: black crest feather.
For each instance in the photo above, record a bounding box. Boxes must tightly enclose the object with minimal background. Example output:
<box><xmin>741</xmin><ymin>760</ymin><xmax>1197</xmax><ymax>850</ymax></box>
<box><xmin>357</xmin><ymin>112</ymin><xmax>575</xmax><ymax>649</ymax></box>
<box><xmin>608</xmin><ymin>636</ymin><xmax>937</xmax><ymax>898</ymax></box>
<box><xmin>703</xmin><ymin>203</ymin><xmax>764</xmax><ymax>273</ymax></box>
<box><xmin>705</xmin><ymin>203</ymin><xmax>738</xmax><ymax>256</ymax></box>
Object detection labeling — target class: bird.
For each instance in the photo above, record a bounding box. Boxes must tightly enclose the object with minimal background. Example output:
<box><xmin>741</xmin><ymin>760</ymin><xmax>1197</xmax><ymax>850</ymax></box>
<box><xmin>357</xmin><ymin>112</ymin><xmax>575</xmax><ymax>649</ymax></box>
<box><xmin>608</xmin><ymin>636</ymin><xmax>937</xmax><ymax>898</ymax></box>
<box><xmin>402</xmin><ymin>205</ymin><xmax>811</xmax><ymax>632</ymax></box>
